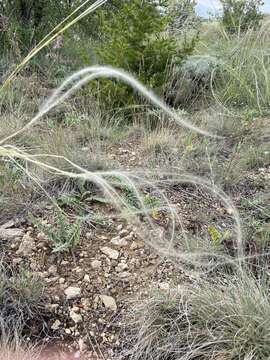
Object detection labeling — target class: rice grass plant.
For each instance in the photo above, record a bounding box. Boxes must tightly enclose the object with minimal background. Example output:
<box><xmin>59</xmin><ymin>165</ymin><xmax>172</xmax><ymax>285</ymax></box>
<box><xmin>124</xmin><ymin>272</ymin><xmax>270</xmax><ymax>360</ymax></box>
<box><xmin>211</xmin><ymin>26</ymin><xmax>270</xmax><ymax>114</ymax></box>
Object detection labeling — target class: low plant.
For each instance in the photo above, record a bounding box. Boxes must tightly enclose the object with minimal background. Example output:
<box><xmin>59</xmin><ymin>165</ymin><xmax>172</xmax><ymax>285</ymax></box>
<box><xmin>125</xmin><ymin>272</ymin><xmax>270</xmax><ymax>360</ymax></box>
<box><xmin>0</xmin><ymin>263</ymin><xmax>46</xmax><ymax>335</ymax></box>
<box><xmin>29</xmin><ymin>210</ymin><xmax>83</xmax><ymax>253</ymax></box>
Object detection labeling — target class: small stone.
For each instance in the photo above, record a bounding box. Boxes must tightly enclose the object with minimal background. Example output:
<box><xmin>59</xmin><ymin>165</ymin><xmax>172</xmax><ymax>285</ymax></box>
<box><xmin>130</xmin><ymin>241</ymin><xmax>143</xmax><ymax>250</ymax></box>
<box><xmin>16</xmin><ymin>233</ymin><xmax>35</xmax><ymax>256</ymax></box>
<box><xmin>110</xmin><ymin>236</ymin><xmax>128</xmax><ymax>247</ymax></box>
<box><xmin>118</xmin><ymin>271</ymin><xmax>131</xmax><ymax>279</ymax></box>
<box><xmin>64</xmin><ymin>286</ymin><xmax>81</xmax><ymax>300</ymax></box>
<box><xmin>70</xmin><ymin>310</ymin><xmax>83</xmax><ymax>324</ymax></box>
<box><xmin>0</xmin><ymin>227</ymin><xmax>23</xmax><ymax>241</ymax></box>
<box><xmin>1</xmin><ymin>220</ymin><xmax>16</xmax><ymax>229</ymax></box>
<box><xmin>12</xmin><ymin>258</ymin><xmax>22</xmax><ymax>265</ymax></box>
<box><xmin>159</xmin><ymin>282</ymin><xmax>170</xmax><ymax>291</ymax></box>
<box><xmin>116</xmin><ymin>262</ymin><xmax>128</xmax><ymax>272</ymax></box>
<box><xmin>36</xmin><ymin>232</ymin><xmax>45</xmax><ymax>241</ymax></box>
<box><xmin>91</xmin><ymin>260</ymin><xmax>102</xmax><ymax>269</ymax></box>
<box><xmin>65</xmin><ymin>328</ymin><xmax>72</xmax><ymax>335</ymax></box>
<box><xmin>100</xmin><ymin>247</ymin><xmax>119</xmax><ymax>260</ymax></box>
<box><xmin>117</xmin><ymin>224</ymin><xmax>123</xmax><ymax>231</ymax></box>
<box><xmin>119</xmin><ymin>229</ymin><xmax>129</xmax><ymax>237</ymax></box>
<box><xmin>51</xmin><ymin>319</ymin><xmax>61</xmax><ymax>330</ymax></box>
<box><xmin>83</xmin><ymin>274</ymin><xmax>90</xmax><ymax>282</ymax></box>
<box><xmin>59</xmin><ymin>278</ymin><xmax>65</xmax><ymax>284</ymax></box>
<box><xmin>48</xmin><ymin>265</ymin><xmax>58</xmax><ymax>275</ymax></box>
<box><xmin>99</xmin><ymin>295</ymin><xmax>117</xmax><ymax>311</ymax></box>
<box><xmin>78</xmin><ymin>338</ymin><xmax>87</xmax><ymax>352</ymax></box>
<box><xmin>46</xmin><ymin>303</ymin><xmax>59</xmax><ymax>311</ymax></box>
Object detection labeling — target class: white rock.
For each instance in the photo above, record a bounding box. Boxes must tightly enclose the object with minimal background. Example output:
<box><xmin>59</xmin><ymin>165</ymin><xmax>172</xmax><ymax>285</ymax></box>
<box><xmin>91</xmin><ymin>260</ymin><xmax>102</xmax><ymax>269</ymax></box>
<box><xmin>64</xmin><ymin>286</ymin><xmax>81</xmax><ymax>300</ymax></box>
<box><xmin>1</xmin><ymin>220</ymin><xmax>16</xmax><ymax>229</ymax></box>
<box><xmin>159</xmin><ymin>282</ymin><xmax>170</xmax><ymax>291</ymax></box>
<box><xmin>119</xmin><ymin>229</ymin><xmax>129</xmax><ymax>237</ymax></box>
<box><xmin>16</xmin><ymin>233</ymin><xmax>35</xmax><ymax>256</ymax></box>
<box><xmin>70</xmin><ymin>310</ymin><xmax>83</xmax><ymax>324</ymax></box>
<box><xmin>51</xmin><ymin>319</ymin><xmax>61</xmax><ymax>330</ymax></box>
<box><xmin>78</xmin><ymin>338</ymin><xmax>87</xmax><ymax>352</ymax></box>
<box><xmin>130</xmin><ymin>241</ymin><xmax>143</xmax><ymax>250</ymax></box>
<box><xmin>99</xmin><ymin>295</ymin><xmax>117</xmax><ymax>311</ymax></box>
<box><xmin>118</xmin><ymin>271</ymin><xmax>131</xmax><ymax>279</ymax></box>
<box><xmin>0</xmin><ymin>227</ymin><xmax>23</xmax><ymax>240</ymax></box>
<box><xmin>116</xmin><ymin>262</ymin><xmax>128</xmax><ymax>272</ymax></box>
<box><xmin>83</xmin><ymin>274</ymin><xmax>90</xmax><ymax>282</ymax></box>
<box><xmin>100</xmin><ymin>247</ymin><xmax>119</xmax><ymax>260</ymax></box>
<box><xmin>110</xmin><ymin>236</ymin><xmax>128</xmax><ymax>247</ymax></box>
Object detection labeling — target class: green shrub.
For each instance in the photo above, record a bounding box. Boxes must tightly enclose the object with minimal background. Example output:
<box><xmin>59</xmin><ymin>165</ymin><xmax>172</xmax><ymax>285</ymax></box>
<box><xmin>93</xmin><ymin>0</ymin><xmax>197</xmax><ymax>110</ymax></box>
<box><xmin>221</xmin><ymin>0</ymin><xmax>264</xmax><ymax>34</ymax></box>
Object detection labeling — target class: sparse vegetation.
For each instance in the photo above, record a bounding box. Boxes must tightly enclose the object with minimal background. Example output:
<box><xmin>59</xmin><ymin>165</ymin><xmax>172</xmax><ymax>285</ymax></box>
<box><xmin>0</xmin><ymin>0</ymin><xmax>270</xmax><ymax>358</ymax></box>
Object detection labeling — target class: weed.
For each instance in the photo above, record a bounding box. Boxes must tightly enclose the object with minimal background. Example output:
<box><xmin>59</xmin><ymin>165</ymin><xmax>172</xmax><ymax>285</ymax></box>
<box><xmin>29</xmin><ymin>210</ymin><xmax>82</xmax><ymax>253</ymax></box>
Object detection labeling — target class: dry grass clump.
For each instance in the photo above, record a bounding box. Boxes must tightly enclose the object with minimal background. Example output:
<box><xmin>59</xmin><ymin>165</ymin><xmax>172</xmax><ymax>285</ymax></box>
<box><xmin>125</xmin><ymin>272</ymin><xmax>270</xmax><ymax>360</ymax></box>
<box><xmin>0</xmin><ymin>263</ymin><xmax>47</xmax><ymax>336</ymax></box>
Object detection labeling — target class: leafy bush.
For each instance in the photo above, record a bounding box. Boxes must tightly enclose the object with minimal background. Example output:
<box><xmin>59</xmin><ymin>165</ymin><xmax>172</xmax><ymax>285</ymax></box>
<box><xmin>221</xmin><ymin>0</ymin><xmax>264</xmax><ymax>34</ymax></box>
<box><xmin>168</xmin><ymin>55</ymin><xmax>220</xmax><ymax>106</ymax></box>
<box><xmin>93</xmin><ymin>0</ymin><xmax>197</xmax><ymax>110</ymax></box>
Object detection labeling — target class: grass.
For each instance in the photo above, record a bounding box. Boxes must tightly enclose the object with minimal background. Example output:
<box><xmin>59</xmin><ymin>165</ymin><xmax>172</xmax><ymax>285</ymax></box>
<box><xmin>0</xmin><ymin>262</ymin><xmax>46</xmax><ymax>336</ymax></box>
<box><xmin>125</xmin><ymin>272</ymin><xmax>270</xmax><ymax>360</ymax></box>
<box><xmin>196</xmin><ymin>23</ymin><xmax>270</xmax><ymax>114</ymax></box>
<box><xmin>0</xmin><ymin>3</ymin><xmax>269</xmax><ymax>359</ymax></box>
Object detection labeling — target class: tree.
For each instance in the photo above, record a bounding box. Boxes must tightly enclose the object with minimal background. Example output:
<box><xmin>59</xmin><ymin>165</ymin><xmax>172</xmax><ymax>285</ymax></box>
<box><xmin>93</xmin><ymin>0</ymin><xmax>197</xmax><ymax>109</ymax></box>
<box><xmin>221</xmin><ymin>0</ymin><xmax>264</xmax><ymax>34</ymax></box>
<box><xmin>0</xmin><ymin>0</ymin><xmax>78</xmax><ymax>53</ymax></box>
<box><xmin>169</xmin><ymin>0</ymin><xmax>199</xmax><ymax>33</ymax></box>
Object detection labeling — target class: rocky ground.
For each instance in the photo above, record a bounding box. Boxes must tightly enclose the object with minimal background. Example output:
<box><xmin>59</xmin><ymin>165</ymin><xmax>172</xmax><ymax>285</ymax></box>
<box><xmin>1</xmin><ymin>129</ymin><xmax>269</xmax><ymax>360</ymax></box>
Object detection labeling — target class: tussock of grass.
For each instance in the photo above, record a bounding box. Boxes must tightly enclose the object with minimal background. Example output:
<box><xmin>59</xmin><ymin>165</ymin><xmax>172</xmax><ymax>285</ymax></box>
<box><xmin>125</xmin><ymin>273</ymin><xmax>270</xmax><ymax>360</ymax></box>
<box><xmin>0</xmin><ymin>263</ymin><xmax>47</xmax><ymax>336</ymax></box>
